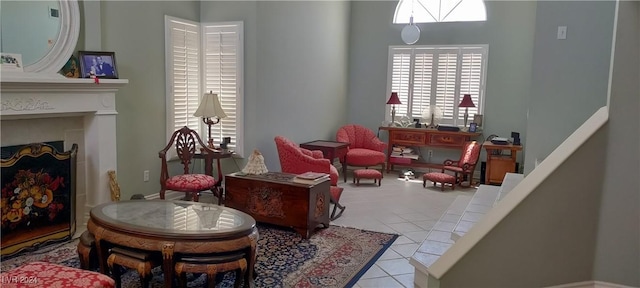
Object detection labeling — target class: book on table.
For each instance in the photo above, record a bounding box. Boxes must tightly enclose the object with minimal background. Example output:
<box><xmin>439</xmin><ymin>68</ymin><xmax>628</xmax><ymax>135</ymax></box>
<box><xmin>293</xmin><ymin>172</ymin><xmax>330</xmax><ymax>184</ymax></box>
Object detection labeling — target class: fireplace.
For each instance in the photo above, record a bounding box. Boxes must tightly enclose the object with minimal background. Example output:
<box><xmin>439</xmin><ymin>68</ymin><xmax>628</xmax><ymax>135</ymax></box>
<box><xmin>1</xmin><ymin>143</ymin><xmax>77</xmax><ymax>258</ymax></box>
<box><xmin>0</xmin><ymin>74</ymin><xmax>127</xmax><ymax>240</ymax></box>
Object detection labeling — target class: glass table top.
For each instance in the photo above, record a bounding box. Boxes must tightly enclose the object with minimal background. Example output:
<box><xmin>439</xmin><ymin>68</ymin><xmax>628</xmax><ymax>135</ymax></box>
<box><xmin>90</xmin><ymin>200</ymin><xmax>255</xmax><ymax>239</ymax></box>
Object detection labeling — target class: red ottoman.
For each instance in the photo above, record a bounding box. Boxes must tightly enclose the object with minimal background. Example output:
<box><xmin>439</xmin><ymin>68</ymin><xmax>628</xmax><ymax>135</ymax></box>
<box><xmin>423</xmin><ymin>172</ymin><xmax>456</xmax><ymax>191</ymax></box>
<box><xmin>353</xmin><ymin>169</ymin><xmax>382</xmax><ymax>186</ymax></box>
<box><xmin>0</xmin><ymin>261</ymin><xmax>115</xmax><ymax>288</ymax></box>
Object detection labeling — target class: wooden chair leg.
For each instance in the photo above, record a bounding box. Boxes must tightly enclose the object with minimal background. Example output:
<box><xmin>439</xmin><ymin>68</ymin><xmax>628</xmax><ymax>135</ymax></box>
<box><xmin>160</xmin><ymin>188</ymin><xmax>166</xmax><ymax>200</ymax></box>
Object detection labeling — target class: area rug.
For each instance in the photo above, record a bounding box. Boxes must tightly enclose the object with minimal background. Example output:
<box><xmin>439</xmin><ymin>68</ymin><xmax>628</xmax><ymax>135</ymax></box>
<box><xmin>1</xmin><ymin>225</ymin><xmax>397</xmax><ymax>288</ymax></box>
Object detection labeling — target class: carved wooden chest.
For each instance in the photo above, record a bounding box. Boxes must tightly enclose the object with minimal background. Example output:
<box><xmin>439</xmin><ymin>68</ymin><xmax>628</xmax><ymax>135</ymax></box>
<box><xmin>224</xmin><ymin>172</ymin><xmax>330</xmax><ymax>238</ymax></box>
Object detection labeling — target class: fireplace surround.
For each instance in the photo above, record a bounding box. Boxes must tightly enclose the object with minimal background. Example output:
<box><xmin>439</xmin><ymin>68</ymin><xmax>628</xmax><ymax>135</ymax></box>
<box><xmin>1</xmin><ymin>73</ymin><xmax>127</xmax><ymax>235</ymax></box>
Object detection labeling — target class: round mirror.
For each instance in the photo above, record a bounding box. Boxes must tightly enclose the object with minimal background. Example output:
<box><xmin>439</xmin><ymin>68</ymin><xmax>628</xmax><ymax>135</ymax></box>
<box><xmin>0</xmin><ymin>0</ymin><xmax>79</xmax><ymax>73</ymax></box>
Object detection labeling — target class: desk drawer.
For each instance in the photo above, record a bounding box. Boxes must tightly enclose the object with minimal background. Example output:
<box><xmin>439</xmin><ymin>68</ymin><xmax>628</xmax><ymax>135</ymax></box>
<box><xmin>428</xmin><ymin>133</ymin><xmax>467</xmax><ymax>147</ymax></box>
<box><xmin>390</xmin><ymin>131</ymin><xmax>427</xmax><ymax>145</ymax></box>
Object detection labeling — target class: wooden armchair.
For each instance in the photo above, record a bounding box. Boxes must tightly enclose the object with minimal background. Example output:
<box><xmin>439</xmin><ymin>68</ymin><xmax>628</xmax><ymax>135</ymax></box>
<box><xmin>159</xmin><ymin>126</ymin><xmax>221</xmax><ymax>203</ymax></box>
<box><xmin>442</xmin><ymin>141</ymin><xmax>482</xmax><ymax>187</ymax></box>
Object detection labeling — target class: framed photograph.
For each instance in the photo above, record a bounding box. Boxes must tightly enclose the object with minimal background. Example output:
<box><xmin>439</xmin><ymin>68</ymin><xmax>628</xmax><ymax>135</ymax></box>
<box><xmin>469</xmin><ymin>123</ymin><xmax>478</xmax><ymax>133</ymax></box>
<box><xmin>78</xmin><ymin>51</ymin><xmax>118</xmax><ymax>79</ymax></box>
<box><xmin>473</xmin><ymin>114</ymin><xmax>483</xmax><ymax>127</ymax></box>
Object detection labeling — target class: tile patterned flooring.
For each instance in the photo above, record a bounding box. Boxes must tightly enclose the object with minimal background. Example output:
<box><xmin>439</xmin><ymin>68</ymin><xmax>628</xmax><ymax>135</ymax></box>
<box><xmin>330</xmin><ymin>174</ymin><xmax>476</xmax><ymax>288</ymax></box>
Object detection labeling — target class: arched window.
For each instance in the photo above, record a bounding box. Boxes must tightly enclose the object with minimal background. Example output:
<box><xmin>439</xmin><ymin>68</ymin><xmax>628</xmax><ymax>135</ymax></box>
<box><xmin>393</xmin><ymin>0</ymin><xmax>487</xmax><ymax>23</ymax></box>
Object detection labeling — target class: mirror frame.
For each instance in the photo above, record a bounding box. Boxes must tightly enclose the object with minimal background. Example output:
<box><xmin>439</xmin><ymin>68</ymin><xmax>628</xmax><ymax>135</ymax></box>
<box><xmin>24</xmin><ymin>0</ymin><xmax>80</xmax><ymax>73</ymax></box>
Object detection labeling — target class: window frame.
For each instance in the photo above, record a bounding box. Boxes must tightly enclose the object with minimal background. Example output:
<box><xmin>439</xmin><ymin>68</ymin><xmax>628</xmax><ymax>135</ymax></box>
<box><xmin>164</xmin><ymin>16</ymin><xmax>244</xmax><ymax>158</ymax></box>
<box><xmin>385</xmin><ymin>44</ymin><xmax>488</xmax><ymax>126</ymax></box>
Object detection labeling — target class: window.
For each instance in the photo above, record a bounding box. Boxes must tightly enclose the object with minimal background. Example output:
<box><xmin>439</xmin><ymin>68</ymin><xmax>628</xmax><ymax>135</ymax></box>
<box><xmin>393</xmin><ymin>0</ymin><xmax>487</xmax><ymax>24</ymax></box>
<box><xmin>165</xmin><ymin>16</ymin><xmax>244</xmax><ymax>157</ymax></box>
<box><xmin>386</xmin><ymin>45</ymin><xmax>487</xmax><ymax>126</ymax></box>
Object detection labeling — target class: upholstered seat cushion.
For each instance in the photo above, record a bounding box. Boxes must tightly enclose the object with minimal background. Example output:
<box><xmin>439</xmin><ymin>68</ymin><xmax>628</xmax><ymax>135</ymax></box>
<box><xmin>423</xmin><ymin>172</ymin><xmax>456</xmax><ymax>183</ymax></box>
<box><xmin>346</xmin><ymin>148</ymin><xmax>386</xmax><ymax>166</ymax></box>
<box><xmin>166</xmin><ymin>174</ymin><xmax>217</xmax><ymax>192</ymax></box>
<box><xmin>353</xmin><ymin>169</ymin><xmax>383</xmax><ymax>179</ymax></box>
<box><xmin>0</xmin><ymin>261</ymin><xmax>115</xmax><ymax>288</ymax></box>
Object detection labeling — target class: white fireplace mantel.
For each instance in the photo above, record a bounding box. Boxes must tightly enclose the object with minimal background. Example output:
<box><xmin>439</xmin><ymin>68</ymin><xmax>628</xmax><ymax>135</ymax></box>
<box><xmin>1</xmin><ymin>73</ymin><xmax>128</xmax><ymax>231</ymax></box>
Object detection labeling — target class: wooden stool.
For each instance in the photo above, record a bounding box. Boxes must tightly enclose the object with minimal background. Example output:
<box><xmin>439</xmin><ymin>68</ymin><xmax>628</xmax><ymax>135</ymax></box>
<box><xmin>423</xmin><ymin>172</ymin><xmax>456</xmax><ymax>191</ymax></box>
<box><xmin>107</xmin><ymin>247</ymin><xmax>159</xmax><ymax>288</ymax></box>
<box><xmin>353</xmin><ymin>169</ymin><xmax>382</xmax><ymax>186</ymax></box>
<box><xmin>77</xmin><ymin>230</ymin><xmax>97</xmax><ymax>270</ymax></box>
<box><xmin>330</xmin><ymin>186</ymin><xmax>345</xmax><ymax>220</ymax></box>
<box><xmin>175</xmin><ymin>252</ymin><xmax>247</xmax><ymax>288</ymax></box>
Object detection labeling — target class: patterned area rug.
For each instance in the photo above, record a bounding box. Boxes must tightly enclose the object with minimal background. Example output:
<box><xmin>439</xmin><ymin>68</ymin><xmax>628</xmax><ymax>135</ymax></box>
<box><xmin>1</xmin><ymin>225</ymin><xmax>397</xmax><ymax>288</ymax></box>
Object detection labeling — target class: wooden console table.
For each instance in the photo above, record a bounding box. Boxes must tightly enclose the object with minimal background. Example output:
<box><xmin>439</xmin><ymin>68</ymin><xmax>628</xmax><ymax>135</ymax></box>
<box><xmin>483</xmin><ymin>141</ymin><xmax>523</xmax><ymax>185</ymax></box>
<box><xmin>379</xmin><ymin>127</ymin><xmax>481</xmax><ymax>173</ymax></box>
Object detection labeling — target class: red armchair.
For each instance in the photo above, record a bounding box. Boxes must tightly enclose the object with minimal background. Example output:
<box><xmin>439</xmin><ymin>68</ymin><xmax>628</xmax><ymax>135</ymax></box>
<box><xmin>275</xmin><ymin>136</ymin><xmax>346</xmax><ymax>219</ymax></box>
<box><xmin>442</xmin><ymin>141</ymin><xmax>482</xmax><ymax>187</ymax></box>
<box><xmin>336</xmin><ymin>124</ymin><xmax>387</xmax><ymax>182</ymax></box>
<box><xmin>274</xmin><ymin>136</ymin><xmax>338</xmax><ymax>186</ymax></box>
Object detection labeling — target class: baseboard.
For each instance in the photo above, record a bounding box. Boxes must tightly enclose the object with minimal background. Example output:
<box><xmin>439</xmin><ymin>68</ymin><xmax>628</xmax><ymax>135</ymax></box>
<box><xmin>545</xmin><ymin>280</ymin><xmax>637</xmax><ymax>288</ymax></box>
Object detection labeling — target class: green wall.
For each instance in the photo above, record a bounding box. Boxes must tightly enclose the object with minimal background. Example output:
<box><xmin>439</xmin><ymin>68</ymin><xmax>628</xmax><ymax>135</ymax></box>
<box><xmin>524</xmin><ymin>1</ymin><xmax>614</xmax><ymax>174</ymax></box>
<box><xmin>347</xmin><ymin>1</ymin><xmax>536</xmax><ymax>165</ymax></box>
<box><xmin>97</xmin><ymin>1</ymin><xmax>349</xmax><ymax>199</ymax></box>
<box><xmin>100</xmin><ymin>1</ymin><xmax>200</xmax><ymax>199</ymax></box>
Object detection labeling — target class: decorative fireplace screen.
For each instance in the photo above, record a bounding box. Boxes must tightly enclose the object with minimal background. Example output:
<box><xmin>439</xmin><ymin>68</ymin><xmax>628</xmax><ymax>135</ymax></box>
<box><xmin>1</xmin><ymin>143</ymin><xmax>77</xmax><ymax>259</ymax></box>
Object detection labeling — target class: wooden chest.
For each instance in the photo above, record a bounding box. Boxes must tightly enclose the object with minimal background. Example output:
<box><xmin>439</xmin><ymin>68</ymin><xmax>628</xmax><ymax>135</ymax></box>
<box><xmin>224</xmin><ymin>172</ymin><xmax>330</xmax><ymax>238</ymax></box>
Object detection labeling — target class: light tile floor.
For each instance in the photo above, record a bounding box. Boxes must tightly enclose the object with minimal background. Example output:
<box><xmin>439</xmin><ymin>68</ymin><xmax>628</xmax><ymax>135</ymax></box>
<box><xmin>331</xmin><ymin>173</ymin><xmax>476</xmax><ymax>288</ymax></box>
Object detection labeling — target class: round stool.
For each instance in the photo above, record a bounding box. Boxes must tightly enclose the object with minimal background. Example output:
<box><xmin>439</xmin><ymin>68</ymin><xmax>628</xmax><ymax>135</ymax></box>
<box><xmin>175</xmin><ymin>252</ymin><xmax>247</xmax><ymax>288</ymax></box>
<box><xmin>423</xmin><ymin>172</ymin><xmax>456</xmax><ymax>191</ymax></box>
<box><xmin>353</xmin><ymin>169</ymin><xmax>382</xmax><ymax>186</ymax></box>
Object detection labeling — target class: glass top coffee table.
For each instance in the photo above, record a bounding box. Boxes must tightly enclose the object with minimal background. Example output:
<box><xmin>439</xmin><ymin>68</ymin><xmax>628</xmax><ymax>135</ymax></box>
<box><xmin>87</xmin><ymin>200</ymin><xmax>258</xmax><ymax>287</ymax></box>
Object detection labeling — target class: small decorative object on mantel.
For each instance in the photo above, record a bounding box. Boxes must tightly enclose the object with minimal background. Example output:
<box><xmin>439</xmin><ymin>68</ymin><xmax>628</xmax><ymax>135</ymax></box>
<box><xmin>1</xmin><ymin>53</ymin><xmax>24</xmax><ymax>72</ymax></box>
<box><xmin>422</xmin><ymin>106</ymin><xmax>443</xmax><ymax>129</ymax></box>
<box><xmin>59</xmin><ymin>55</ymin><xmax>80</xmax><ymax>78</ymax></box>
<box><xmin>242</xmin><ymin>149</ymin><xmax>269</xmax><ymax>175</ymax></box>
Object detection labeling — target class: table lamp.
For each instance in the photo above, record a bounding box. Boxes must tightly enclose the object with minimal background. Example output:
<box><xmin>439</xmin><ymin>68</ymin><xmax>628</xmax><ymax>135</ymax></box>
<box><xmin>193</xmin><ymin>91</ymin><xmax>227</xmax><ymax>148</ymax></box>
<box><xmin>386</xmin><ymin>92</ymin><xmax>402</xmax><ymax>126</ymax></box>
<box><xmin>458</xmin><ymin>94</ymin><xmax>475</xmax><ymax>130</ymax></box>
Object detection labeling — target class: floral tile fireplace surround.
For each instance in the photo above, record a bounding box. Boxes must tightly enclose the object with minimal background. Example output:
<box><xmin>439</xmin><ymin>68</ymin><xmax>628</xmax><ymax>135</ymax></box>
<box><xmin>0</xmin><ymin>73</ymin><xmax>127</xmax><ymax>258</ymax></box>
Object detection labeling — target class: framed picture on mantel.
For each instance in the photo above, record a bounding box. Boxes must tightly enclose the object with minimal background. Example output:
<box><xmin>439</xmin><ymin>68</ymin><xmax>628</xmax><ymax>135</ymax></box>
<box><xmin>78</xmin><ymin>51</ymin><xmax>118</xmax><ymax>79</ymax></box>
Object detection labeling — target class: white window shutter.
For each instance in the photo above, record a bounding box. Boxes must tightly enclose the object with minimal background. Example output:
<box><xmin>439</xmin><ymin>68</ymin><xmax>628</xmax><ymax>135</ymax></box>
<box><xmin>202</xmin><ymin>22</ymin><xmax>243</xmax><ymax>155</ymax></box>
<box><xmin>390</xmin><ymin>50</ymin><xmax>412</xmax><ymax>119</ymax></box>
<box><xmin>387</xmin><ymin>45</ymin><xmax>487</xmax><ymax>127</ymax></box>
<box><xmin>165</xmin><ymin>17</ymin><xmax>201</xmax><ymax>140</ymax></box>
<box><xmin>435</xmin><ymin>53</ymin><xmax>458</xmax><ymax>121</ymax></box>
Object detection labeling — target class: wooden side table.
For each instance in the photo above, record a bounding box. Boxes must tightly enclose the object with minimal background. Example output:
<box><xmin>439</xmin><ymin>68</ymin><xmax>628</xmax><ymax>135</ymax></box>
<box><xmin>483</xmin><ymin>141</ymin><xmax>523</xmax><ymax>185</ymax></box>
<box><xmin>299</xmin><ymin>140</ymin><xmax>349</xmax><ymax>163</ymax></box>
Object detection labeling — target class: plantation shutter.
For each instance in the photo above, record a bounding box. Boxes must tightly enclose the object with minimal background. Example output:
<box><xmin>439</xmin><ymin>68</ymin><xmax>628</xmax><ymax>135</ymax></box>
<box><xmin>388</xmin><ymin>45</ymin><xmax>487</xmax><ymax>126</ymax></box>
<box><xmin>166</xmin><ymin>17</ymin><xmax>201</xmax><ymax>139</ymax></box>
<box><xmin>390</xmin><ymin>50</ymin><xmax>412</xmax><ymax>118</ymax></box>
<box><xmin>458</xmin><ymin>50</ymin><xmax>483</xmax><ymax>121</ymax></box>
<box><xmin>202</xmin><ymin>23</ymin><xmax>241</xmax><ymax>151</ymax></box>
<box><xmin>411</xmin><ymin>50</ymin><xmax>434</xmax><ymax>119</ymax></box>
<box><xmin>435</xmin><ymin>52</ymin><xmax>458</xmax><ymax>121</ymax></box>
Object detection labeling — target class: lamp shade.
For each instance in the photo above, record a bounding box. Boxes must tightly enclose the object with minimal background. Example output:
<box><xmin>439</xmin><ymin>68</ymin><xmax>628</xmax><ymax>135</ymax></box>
<box><xmin>194</xmin><ymin>92</ymin><xmax>228</xmax><ymax>119</ymax></box>
<box><xmin>386</xmin><ymin>92</ymin><xmax>402</xmax><ymax>105</ymax></box>
<box><xmin>458</xmin><ymin>94</ymin><xmax>476</xmax><ymax>108</ymax></box>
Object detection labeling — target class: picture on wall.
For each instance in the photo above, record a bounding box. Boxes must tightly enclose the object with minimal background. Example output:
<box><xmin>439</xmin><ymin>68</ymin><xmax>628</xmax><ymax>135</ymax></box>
<box><xmin>78</xmin><ymin>51</ymin><xmax>118</xmax><ymax>79</ymax></box>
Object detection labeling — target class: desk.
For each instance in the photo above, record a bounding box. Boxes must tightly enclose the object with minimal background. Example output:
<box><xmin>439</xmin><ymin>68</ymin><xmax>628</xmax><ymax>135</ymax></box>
<box><xmin>483</xmin><ymin>141</ymin><xmax>522</xmax><ymax>185</ymax></box>
<box><xmin>88</xmin><ymin>200</ymin><xmax>257</xmax><ymax>288</ymax></box>
<box><xmin>379</xmin><ymin>127</ymin><xmax>481</xmax><ymax>173</ymax></box>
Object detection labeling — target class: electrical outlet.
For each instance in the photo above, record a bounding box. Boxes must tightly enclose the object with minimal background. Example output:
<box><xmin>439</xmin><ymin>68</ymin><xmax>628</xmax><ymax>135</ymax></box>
<box><xmin>143</xmin><ymin>170</ymin><xmax>149</xmax><ymax>182</ymax></box>
<box><xmin>428</xmin><ymin>150</ymin><xmax>433</xmax><ymax>157</ymax></box>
